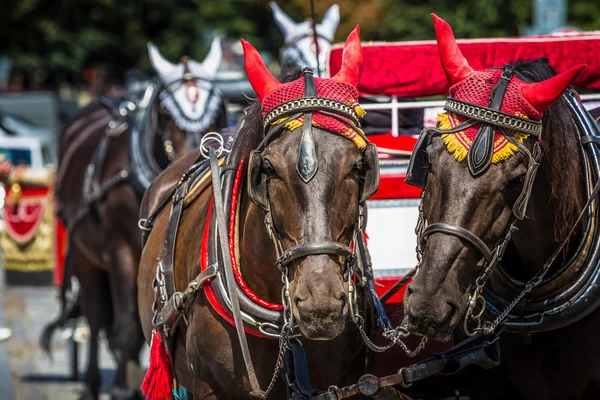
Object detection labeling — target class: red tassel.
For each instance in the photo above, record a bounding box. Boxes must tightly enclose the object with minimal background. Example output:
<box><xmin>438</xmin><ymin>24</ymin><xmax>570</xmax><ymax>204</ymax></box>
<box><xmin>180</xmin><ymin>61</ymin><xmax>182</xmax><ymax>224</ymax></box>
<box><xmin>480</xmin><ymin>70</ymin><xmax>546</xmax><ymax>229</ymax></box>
<box><xmin>141</xmin><ymin>331</ymin><xmax>174</xmax><ymax>400</ymax></box>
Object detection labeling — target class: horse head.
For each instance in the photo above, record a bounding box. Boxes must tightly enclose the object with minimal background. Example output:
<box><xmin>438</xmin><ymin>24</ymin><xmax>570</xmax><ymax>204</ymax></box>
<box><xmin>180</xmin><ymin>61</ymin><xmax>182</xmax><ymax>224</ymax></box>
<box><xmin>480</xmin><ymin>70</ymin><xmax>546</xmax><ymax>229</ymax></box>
<box><xmin>270</xmin><ymin>2</ymin><xmax>339</xmax><ymax>75</ymax></box>
<box><xmin>147</xmin><ymin>37</ymin><xmax>224</xmax><ymax>158</ymax></box>
<box><xmin>404</xmin><ymin>14</ymin><xmax>585</xmax><ymax>341</ymax></box>
<box><xmin>242</xmin><ymin>26</ymin><xmax>378</xmax><ymax>340</ymax></box>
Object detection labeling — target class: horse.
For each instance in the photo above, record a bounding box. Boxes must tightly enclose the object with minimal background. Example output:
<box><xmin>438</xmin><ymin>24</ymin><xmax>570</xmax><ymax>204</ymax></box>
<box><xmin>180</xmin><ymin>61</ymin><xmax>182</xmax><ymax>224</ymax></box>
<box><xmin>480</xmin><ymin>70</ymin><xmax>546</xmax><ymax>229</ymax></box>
<box><xmin>46</xmin><ymin>37</ymin><xmax>227</xmax><ymax>400</ymax></box>
<box><xmin>404</xmin><ymin>15</ymin><xmax>600</xmax><ymax>399</ymax></box>
<box><xmin>137</xmin><ymin>27</ymin><xmax>380</xmax><ymax>399</ymax></box>
<box><xmin>270</xmin><ymin>2</ymin><xmax>339</xmax><ymax>75</ymax></box>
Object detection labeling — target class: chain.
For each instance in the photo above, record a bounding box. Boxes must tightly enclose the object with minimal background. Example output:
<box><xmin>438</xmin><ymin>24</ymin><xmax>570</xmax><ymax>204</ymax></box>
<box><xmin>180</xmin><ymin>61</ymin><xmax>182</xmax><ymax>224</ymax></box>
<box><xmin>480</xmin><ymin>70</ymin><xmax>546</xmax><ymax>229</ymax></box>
<box><xmin>257</xmin><ymin>325</ymin><xmax>290</xmax><ymax>399</ymax></box>
<box><xmin>481</xmin><ymin>271</ymin><xmax>544</xmax><ymax>335</ymax></box>
<box><xmin>350</xmin><ymin>275</ymin><xmax>427</xmax><ymax>357</ymax></box>
<box><xmin>254</xmin><ymin>265</ymin><xmax>297</xmax><ymax>399</ymax></box>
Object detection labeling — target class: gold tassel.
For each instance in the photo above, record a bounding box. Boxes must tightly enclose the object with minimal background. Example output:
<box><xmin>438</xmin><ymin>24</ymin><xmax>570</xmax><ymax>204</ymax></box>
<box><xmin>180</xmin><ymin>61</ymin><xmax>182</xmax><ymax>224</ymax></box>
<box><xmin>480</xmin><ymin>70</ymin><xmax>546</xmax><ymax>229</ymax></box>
<box><xmin>354</xmin><ymin>104</ymin><xmax>366</xmax><ymax>118</ymax></box>
<box><xmin>437</xmin><ymin>112</ymin><xmax>529</xmax><ymax>164</ymax></box>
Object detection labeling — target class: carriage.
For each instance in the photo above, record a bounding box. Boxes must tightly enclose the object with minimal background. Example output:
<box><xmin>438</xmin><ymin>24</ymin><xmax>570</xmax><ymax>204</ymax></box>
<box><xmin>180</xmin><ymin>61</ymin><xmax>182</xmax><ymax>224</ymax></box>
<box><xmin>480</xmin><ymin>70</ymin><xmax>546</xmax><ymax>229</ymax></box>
<box><xmin>39</xmin><ymin>12</ymin><xmax>600</xmax><ymax>399</ymax></box>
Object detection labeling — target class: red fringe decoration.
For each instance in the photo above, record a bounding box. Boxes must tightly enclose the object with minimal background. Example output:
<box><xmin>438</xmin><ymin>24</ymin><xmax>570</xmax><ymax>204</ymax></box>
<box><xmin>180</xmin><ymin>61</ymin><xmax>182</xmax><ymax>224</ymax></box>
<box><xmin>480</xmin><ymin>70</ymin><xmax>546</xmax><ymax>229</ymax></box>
<box><xmin>141</xmin><ymin>331</ymin><xmax>174</xmax><ymax>400</ymax></box>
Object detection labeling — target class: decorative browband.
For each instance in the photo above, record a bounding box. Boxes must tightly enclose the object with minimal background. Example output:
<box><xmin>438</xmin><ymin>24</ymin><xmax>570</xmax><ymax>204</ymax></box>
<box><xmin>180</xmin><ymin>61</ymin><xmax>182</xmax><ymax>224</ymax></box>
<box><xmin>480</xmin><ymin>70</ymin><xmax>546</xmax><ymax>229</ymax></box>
<box><xmin>263</xmin><ymin>97</ymin><xmax>361</xmax><ymax>128</ymax></box>
<box><xmin>445</xmin><ymin>98</ymin><xmax>543</xmax><ymax>137</ymax></box>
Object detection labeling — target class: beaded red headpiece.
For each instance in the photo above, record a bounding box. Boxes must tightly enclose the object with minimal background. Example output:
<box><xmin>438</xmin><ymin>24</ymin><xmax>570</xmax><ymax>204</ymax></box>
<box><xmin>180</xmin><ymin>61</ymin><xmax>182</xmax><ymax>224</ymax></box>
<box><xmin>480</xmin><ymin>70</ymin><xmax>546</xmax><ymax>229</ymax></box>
<box><xmin>241</xmin><ymin>26</ymin><xmax>368</xmax><ymax>148</ymax></box>
<box><xmin>432</xmin><ymin>14</ymin><xmax>585</xmax><ymax>162</ymax></box>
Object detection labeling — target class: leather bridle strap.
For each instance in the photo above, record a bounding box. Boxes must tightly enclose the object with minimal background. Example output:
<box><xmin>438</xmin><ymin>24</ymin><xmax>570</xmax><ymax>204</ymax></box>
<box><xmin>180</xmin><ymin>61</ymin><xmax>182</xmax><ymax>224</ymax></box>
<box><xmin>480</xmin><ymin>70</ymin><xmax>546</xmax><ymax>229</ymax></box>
<box><xmin>421</xmin><ymin>223</ymin><xmax>494</xmax><ymax>262</ymax></box>
<box><xmin>209</xmin><ymin>148</ymin><xmax>263</xmax><ymax>396</ymax></box>
<box><xmin>277</xmin><ymin>242</ymin><xmax>355</xmax><ymax>270</ymax></box>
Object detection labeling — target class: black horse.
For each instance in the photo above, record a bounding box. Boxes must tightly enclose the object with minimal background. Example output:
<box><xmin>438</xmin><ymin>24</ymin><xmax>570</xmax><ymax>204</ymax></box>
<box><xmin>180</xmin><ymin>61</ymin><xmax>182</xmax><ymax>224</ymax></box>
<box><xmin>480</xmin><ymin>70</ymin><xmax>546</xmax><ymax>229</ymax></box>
<box><xmin>404</xmin><ymin>15</ymin><xmax>600</xmax><ymax>400</ymax></box>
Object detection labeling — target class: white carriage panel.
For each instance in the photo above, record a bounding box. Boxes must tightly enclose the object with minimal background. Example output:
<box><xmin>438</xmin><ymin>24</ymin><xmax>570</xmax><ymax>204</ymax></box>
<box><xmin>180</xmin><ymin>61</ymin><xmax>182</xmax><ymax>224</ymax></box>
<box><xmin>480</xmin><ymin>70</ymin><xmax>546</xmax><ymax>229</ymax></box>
<box><xmin>365</xmin><ymin>199</ymin><xmax>419</xmax><ymax>278</ymax></box>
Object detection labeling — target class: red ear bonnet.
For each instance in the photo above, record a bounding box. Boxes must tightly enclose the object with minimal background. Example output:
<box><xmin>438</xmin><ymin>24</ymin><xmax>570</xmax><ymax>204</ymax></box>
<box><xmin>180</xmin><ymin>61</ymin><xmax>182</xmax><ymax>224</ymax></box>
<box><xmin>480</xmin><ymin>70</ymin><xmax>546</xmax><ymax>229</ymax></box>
<box><xmin>431</xmin><ymin>14</ymin><xmax>586</xmax><ymax>164</ymax></box>
<box><xmin>521</xmin><ymin>64</ymin><xmax>586</xmax><ymax>113</ymax></box>
<box><xmin>242</xmin><ymin>28</ymin><xmax>367</xmax><ymax>148</ymax></box>
<box><xmin>241</xmin><ymin>39</ymin><xmax>281</xmax><ymax>102</ymax></box>
<box><xmin>432</xmin><ymin>14</ymin><xmax>473</xmax><ymax>86</ymax></box>
<box><xmin>333</xmin><ymin>25</ymin><xmax>363</xmax><ymax>87</ymax></box>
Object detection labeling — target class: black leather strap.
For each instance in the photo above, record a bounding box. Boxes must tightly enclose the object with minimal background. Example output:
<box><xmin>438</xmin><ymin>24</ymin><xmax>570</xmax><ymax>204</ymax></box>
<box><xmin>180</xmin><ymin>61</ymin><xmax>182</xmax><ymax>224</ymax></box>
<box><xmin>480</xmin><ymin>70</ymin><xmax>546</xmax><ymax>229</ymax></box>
<box><xmin>421</xmin><ymin>223</ymin><xmax>493</xmax><ymax>261</ymax></box>
<box><xmin>582</xmin><ymin>135</ymin><xmax>600</xmax><ymax>146</ymax></box>
<box><xmin>467</xmin><ymin>65</ymin><xmax>514</xmax><ymax>176</ymax></box>
<box><xmin>277</xmin><ymin>242</ymin><xmax>354</xmax><ymax>269</ymax></box>
<box><xmin>356</xmin><ymin>232</ymin><xmax>391</xmax><ymax>330</ymax></box>
<box><xmin>285</xmin><ymin>340</ymin><xmax>317</xmax><ymax>399</ymax></box>
<box><xmin>159</xmin><ymin>178</ymin><xmax>190</xmax><ymax>299</ymax></box>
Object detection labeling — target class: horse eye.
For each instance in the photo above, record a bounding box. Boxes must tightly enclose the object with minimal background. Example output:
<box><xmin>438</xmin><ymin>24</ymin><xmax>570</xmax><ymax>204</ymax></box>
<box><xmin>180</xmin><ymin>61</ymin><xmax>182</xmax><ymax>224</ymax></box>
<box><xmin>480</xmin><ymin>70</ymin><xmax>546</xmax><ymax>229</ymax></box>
<box><xmin>347</xmin><ymin>160</ymin><xmax>365</xmax><ymax>179</ymax></box>
<box><xmin>262</xmin><ymin>159</ymin><xmax>280</xmax><ymax>179</ymax></box>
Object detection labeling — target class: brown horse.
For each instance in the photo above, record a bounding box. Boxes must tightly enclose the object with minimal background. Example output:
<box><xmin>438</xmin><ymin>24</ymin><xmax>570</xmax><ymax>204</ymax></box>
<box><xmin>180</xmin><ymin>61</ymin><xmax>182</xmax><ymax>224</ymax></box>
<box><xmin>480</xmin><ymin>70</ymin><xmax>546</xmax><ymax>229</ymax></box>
<box><xmin>404</xmin><ymin>15</ymin><xmax>600</xmax><ymax>400</ymax></box>
<box><xmin>51</xmin><ymin>41</ymin><xmax>227</xmax><ymax>400</ymax></box>
<box><xmin>137</xmin><ymin>28</ymin><xmax>378</xmax><ymax>399</ymax></box>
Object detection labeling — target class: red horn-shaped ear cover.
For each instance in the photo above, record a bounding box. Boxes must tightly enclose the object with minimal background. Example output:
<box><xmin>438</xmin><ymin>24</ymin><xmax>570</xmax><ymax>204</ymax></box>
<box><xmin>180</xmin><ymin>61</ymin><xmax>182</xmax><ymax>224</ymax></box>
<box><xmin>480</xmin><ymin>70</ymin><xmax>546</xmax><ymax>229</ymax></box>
<box><xmin>241</xmin><ymin>39</ymin><xmax>281</xmax><ymax>101</ymax></box>
<box><xmin>432</xmin><ymin>13</ymin><xmax>474</xmax><ymax>87</ymax></box>
<box><xmin>333</xmin><ymin>25</ymin><xmax>363</xmax><ymax>87</ymax></box>
<box><xmin>521</xmin><ymin>64</ymin><xmax>586</xmax><ymax>113</ymax></box>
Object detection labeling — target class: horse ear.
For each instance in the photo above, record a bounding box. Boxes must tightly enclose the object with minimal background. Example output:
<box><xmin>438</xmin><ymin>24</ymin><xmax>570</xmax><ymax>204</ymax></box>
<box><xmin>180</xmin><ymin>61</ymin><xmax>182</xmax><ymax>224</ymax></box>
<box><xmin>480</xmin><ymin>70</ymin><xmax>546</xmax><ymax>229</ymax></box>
<box><xmin>321</xmin><ymin>4</ymin><xmax>340</xmax><ymax>41</ymax></box>
<box><xmin>187</xmin><ymin>37</ymin><xmax>222</xmax><ymax>80</ymax></box>
<box><xmin>333</xmin><ymin>25</ymin><xmax>362</xmax><ymax>87</ymax></box>
<box><xmin>147</xmin><ymin>43</ymin><xmax>180</xmax><ymax>85</ymax></box>
<box><xmin>521</xmin><ymin>64</ymin><xmax>586</xmax><ymax>113</ymax></box>
<box><xmin>241</xmin><ymin>39</ymin><xmax>281</xmax><ymax>101</ymax></box>
<box><xmin>431</xmin><ymin>14</ymin><xmax>473</xmax><ymax>86</ymax></box>
<box><xmin>248</xmin><ymin>151</ymin><xmax>269</xmax><ymax>209</ymax></box>
<box><xmin>269</xmin><ymin>2</ymin><xmax>296</xmax><ymax>41</ymax></box>
<box><xmin>201</xmin><ymin>37</ymin><xmax>223</xmax><ymax>79</ymax></box>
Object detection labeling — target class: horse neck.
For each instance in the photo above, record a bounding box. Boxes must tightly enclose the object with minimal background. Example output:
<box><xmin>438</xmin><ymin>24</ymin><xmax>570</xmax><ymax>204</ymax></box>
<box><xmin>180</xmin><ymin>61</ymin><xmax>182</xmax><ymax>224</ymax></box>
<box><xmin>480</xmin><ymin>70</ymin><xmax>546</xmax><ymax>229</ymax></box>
<box><xmin>510</xmin><ymin>149</ymin><xmax>585</xmax><ymax>277</ymax></box>
<box><xmin>237</xmin><ymin>190</ymin><xmax>283</xmax><ymax>304</ymax></box>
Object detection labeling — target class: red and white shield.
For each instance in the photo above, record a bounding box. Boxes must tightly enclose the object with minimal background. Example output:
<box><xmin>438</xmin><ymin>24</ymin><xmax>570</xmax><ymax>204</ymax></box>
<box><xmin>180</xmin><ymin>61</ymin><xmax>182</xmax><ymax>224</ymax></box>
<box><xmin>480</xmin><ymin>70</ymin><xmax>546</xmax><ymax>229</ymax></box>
<box><xmin>4</xmin><ymin>189</ymin><xmax>48</xmax><ymax>245</ymax></box>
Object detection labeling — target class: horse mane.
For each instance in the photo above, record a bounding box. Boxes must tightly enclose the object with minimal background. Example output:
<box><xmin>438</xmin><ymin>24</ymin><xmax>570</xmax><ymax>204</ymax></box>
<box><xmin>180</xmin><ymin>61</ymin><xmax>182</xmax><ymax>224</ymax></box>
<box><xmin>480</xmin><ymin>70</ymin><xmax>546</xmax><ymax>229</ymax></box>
<box><xmin>513</xmin><ymin>58</ymin><xmax>585</xmax><ymax>242</ymax></box>
<box><xmin>227</xmin><ymin>65</ymin><xmax>302</xmax><ymax>167</ymax></box>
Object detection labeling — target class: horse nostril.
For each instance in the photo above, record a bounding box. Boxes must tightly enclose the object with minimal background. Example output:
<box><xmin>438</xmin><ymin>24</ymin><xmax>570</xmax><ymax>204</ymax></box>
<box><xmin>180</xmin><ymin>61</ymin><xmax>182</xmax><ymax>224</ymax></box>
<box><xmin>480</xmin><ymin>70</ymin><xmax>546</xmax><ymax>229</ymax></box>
<box><xmin>446</xmin><ymin>301</ymin><xmax>459</xmax><ymax>322</ymax></box>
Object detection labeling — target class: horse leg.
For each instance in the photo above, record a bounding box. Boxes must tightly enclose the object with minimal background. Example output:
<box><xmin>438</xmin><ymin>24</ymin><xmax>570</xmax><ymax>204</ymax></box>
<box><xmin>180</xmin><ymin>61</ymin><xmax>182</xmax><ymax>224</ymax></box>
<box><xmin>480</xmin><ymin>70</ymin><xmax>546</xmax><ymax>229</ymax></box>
<box><xmin>106</xmin><ymin>237</ymin><xmax>145</xmax><ymax>400</ymax></box>
<box><xmin>76</xmin><ymin>250</ymin><xmax>111</xmax><ymax>400</ymax></box>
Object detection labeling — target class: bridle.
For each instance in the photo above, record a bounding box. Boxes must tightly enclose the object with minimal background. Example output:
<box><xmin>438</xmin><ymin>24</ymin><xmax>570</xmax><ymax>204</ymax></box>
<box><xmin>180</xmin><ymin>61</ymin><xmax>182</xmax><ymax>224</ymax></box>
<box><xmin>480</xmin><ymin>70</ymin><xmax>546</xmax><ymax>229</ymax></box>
<box><xmin>206</xmin><ymin>68</ymin><xmax>381</xmax><ymax>398</ymax></box>
<box><xmin>280</xmin><ymin>33</ymin><xmax>331</xmax><ymax>75</ymax></box>
<box><xmin>158</xmin><ymin>71</ymin><xmax>223</xmax><ymax>152</ymax></box>
<box><xmin>406</xmin><ymin>65</ymin><xmax>548</xmax><ymax>336</ymax></box>
<box><xmin>247</xmin><ymin>68</ymin><xmax>379</xmax><ymax>279</ymax></box>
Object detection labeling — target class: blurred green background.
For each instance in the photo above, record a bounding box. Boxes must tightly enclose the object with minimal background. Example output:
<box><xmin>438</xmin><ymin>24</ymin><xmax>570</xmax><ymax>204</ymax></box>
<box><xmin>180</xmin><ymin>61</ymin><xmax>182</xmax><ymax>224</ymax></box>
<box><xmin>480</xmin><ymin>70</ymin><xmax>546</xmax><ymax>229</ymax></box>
<box><xmin>1</xmin><ymin>0</ymin><xmax>598</xmax><ymax>89</ymax></box>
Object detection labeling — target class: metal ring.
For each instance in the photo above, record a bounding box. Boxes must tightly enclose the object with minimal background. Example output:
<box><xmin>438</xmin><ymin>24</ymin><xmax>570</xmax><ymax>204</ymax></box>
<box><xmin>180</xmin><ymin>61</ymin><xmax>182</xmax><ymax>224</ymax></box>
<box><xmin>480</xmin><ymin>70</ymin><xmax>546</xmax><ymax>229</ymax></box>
<box><xmin>199</xmin><ymin>132</ymin><xmax>226</xmax><ymax>159</ymax></box>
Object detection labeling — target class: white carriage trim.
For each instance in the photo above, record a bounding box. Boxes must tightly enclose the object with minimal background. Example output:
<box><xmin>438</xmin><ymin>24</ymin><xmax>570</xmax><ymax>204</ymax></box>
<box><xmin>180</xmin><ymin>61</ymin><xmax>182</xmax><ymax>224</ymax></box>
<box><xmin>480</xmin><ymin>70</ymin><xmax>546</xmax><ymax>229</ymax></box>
<box><xmin>359</xmin><ymin>94</ymin><xmax>600</xmax><ymax>137</ymax></box>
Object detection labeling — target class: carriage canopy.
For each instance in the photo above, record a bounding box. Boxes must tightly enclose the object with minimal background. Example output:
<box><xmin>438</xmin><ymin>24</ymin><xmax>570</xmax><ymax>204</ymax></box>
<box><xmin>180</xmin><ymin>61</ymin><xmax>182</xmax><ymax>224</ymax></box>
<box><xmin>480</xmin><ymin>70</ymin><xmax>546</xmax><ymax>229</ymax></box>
<box><xmin>329</xmin><ymin>33</ymin><xmax>600</xmax><ymax>97</ymax></box>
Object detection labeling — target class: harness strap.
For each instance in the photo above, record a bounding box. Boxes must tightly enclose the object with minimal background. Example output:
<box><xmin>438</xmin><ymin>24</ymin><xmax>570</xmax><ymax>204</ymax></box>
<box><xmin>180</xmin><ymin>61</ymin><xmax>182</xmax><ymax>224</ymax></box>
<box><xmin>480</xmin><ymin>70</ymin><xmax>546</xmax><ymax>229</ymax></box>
<box><xmin>467</xmin><ymin>65</ymin><xmax>514</xmax><ymax>176</ymax></box>
<box><xmin>159</xmin><ymin>178</ymin><xmax>191</xmax><ymax>298</ymax></box>
<box><xmin>209</xmin><ymin>148</ymin><xmax>263</xmax><ymax>396</ymax></box>
<box><xmin>355</xmin><ymin>231</ymin><xmax>391</xmax><ymax>330</ymax></box>
<box><xmin>277</xmin><ymin>242</ymin><xmax>354</xmax><ymax>270</ymax></box>
<box><xmin>421</xmin><ymin>223</ymin><xmax>494</xmax><ymax>261</ymax></box>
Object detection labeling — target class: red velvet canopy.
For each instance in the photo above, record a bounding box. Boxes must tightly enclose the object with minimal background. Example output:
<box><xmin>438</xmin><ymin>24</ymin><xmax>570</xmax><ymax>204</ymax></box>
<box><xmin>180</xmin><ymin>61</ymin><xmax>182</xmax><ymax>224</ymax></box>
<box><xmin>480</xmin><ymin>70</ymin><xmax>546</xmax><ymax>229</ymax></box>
<box><xmin>328</xmin><ymin>33</ymin><xmax>600</xmax><ymax>97</ymax></box>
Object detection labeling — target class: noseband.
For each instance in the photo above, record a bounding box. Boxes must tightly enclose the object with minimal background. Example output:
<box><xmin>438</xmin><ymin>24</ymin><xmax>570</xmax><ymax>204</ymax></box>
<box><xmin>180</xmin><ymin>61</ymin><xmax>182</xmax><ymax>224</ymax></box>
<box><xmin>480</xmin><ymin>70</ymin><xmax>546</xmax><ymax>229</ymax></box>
<box><xmin>407</xmin><ymin>65</ymin><xmax>545</xmax><ymax>335</ymax></box>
